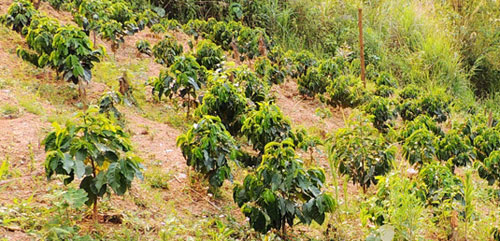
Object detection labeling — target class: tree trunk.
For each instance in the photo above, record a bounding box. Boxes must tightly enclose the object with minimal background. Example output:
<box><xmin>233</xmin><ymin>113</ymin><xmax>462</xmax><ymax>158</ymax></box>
<box><xmin>93</xmin><ymin>198</ymin><xmax>98</xmax><ymax>222</ymax></box>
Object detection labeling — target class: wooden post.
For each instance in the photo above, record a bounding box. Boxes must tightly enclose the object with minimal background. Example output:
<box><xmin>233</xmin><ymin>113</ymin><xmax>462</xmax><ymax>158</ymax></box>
<box><xmin>358</xmin><ymin>8</ymin><xmax>366</xmax><ymax>88</ymax></box>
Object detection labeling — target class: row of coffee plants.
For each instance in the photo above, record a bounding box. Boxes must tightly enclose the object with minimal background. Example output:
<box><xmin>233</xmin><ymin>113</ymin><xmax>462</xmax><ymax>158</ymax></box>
<box><xmin>2</xmin><ymin>0</ymin><xmax>103</xmax><ymax>85</ymax></box>
<box><xmin>162</xmin><ymin>37</ymin><xmax>336</xmax><ymax>235</ymax></box>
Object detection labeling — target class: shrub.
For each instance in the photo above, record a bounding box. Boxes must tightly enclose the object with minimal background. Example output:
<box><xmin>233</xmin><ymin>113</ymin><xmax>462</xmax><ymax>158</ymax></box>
<box><xmin>43</xmin><ymin>106</ymin><xmax>143</xmax><ymax>220</ymax></box>
<box><xmin>152</xmin><ymin>35</ymin><xmax>183</xmax><ymax>66</ymax></box>
<box><xmin>399</xmin><ymin>89</ymin><xmax>451</xmax><ymax>123</ymax></box>
<box><xmin>290</xmin><ymin>50</ymin><xmax>317</xmax><ymax>78</ymax></box>
<box><xmin>328</xmin><ymin>112</ymin><xmax>396</xmax><ymax>192</ymax></box>
<box><xmin>195</xmin><ymin>39</ymin><xmax>224</xmax><ymax>70</ymax></box>
<box><xmin>49</xmin><ymin>25</ymin><xmax>102</xmax><ymax>84</ymax></box>
<box><xmin>322</xmin><ymin>75</ymin><xmax>368</xmax><ymax>108</ymax></box>
<box><xmin>399</xmin><ymin>84</ymin><xmax>421</xmax><ymax>100</ymax></box>
<box><xmin>417</xmin><ymin>162</ymin><xmax>464</xmax><ymax>206</ymax></box>
<box><xmin>473</xmin><ymin>127</ymin><xmax>500</xmax><ymax>162</ymax></box>
<box><xmin>233</xmin><ymin>66</ymin><xmax>269</xmax><ymax>103</ymax></box>
<box><xmin>363</xmin><ymin>96</ymin><xmax>397</xmax><ymax>131</ymax></box>
<box><xmin>233</xmin><ymin>140</ymin><xmax>335</xmax><ymax>235</ymax></box>
<box><xmin>176</xmin><ymin>116</ymin><xmax>237</xmax><ymax>190</ymax></box>
<box><xmin>196</xmin><ymin>77</ymin><xmax>248</xmax><ymax>135</ymax></box>
<box><xmin>436</xmin><ymin>130</ymin><xmax>475</xmax><ymax>170</ymax></box>
<box><xmin>2</xmin><ymin>0</ymin><xmax>37</xmax><ymax>33</ymax></box>
<box><xmin>136</xmin><ymin>40</ymin><xmax>152</xmax><ymax>56</ymax></box>
<box><xmin>255</xmin><ymin>57</ymin><xmax>285</xmax><ymax>85</ymax></box>
<box><xmin>402</xmin><ymin>127</ymin><xmax>438</xmax><ymax>166</ymax></box>
<box><xmin>17</xmin><ymin>16</ymin><xmax>59</xmax><ymax>68</ymax></box>
<box><xmin>399</xmin><ymin>115</ymin><xmax>444</xmax><ymax>140</ymax></box>
<box><xmin>151</xmin><ymin>55</ymin><xmax>206</xmax><ymax>115</ymax></box>
<box><xmin>241</xmin><ymin>102</ymin><xmax>292</xmax><ymax>154</ymax></box>
<box><xmin>298</xmin><ymin>67</ymin><xmax>330</xmax><ymax>97</ymax></box>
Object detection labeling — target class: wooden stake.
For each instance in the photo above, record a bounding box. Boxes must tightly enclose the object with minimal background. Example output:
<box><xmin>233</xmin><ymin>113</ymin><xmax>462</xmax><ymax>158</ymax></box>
<box><xmin>358</xmin><ymin>8</ymin><xmax>366</xmax><ymax>88</ymax></box>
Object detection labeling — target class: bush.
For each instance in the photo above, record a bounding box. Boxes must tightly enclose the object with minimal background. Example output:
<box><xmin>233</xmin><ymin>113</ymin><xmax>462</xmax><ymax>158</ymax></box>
<box><xmin>363</xmin><ymin>96</ymin><xmax>397</xmax><ymax>132</ymax></box>
<box><xmin>255</xmin><ymin>57</ymin><xmax>286</xmax><ymax>85</ymax></box>
<box><xmin>49</xmin><ymin>25</ymin><xmax>102</xmax><ymax>84</ymax></box>
<box><xmin>241</xmin><ymin>102</ymin><xmax>292</xmax><ymax>154</ymax></box>
<box><xmin>233</xmin><ymin>66</ymin><xmax>269</xmax><ymax>103</ymax></box>
<box><xmin>233</xmin><ymin>140</ymin><xmax>335</xmax><ymax>235</ymax></box>
<box><xmin>152</xmin><ymin>35</ymin><xmax>183</xmax><ymax>66</ymax></box>
<box><xmin>2</xmin><ymin>0</ymin><xmax>37</xmax><ymax>33</ymax></box>
<box><xmin>402</xmin><ymin>127</ymin><xmax>438</xmax><ymax>166</ymax></box>
<box><xmin>399</xmin><ymin>89</ymin><xmax>451</xmax><ymax>123</ymax></box>
<box><xmin>399</xmin><ymin>115</ymin><xmax>444</xmax><ymax>140</ymax></box>
<box><xmin>417</xmin><ymin>162</ymin><xmax>464</xmax><ymax>206</ymax></box>
<box><xmin>136</xmin><ymin>40</ymin><xmax>152</xmax><ymax>56</ymax></box>
<box><xmin>43</xmin><ymin>106</ymin><xmax>143</xmax><ymax>219</ymax></box>
<box><xmin>328</xmin><ymin>112</ymin><xmax>396</xmax><ymax>192</ymax></box>
<box><xmin>322</xmin><ymin>75</ymin><xmax>368</xmax><ymax>108</ymax></box>
<box><xmin>289</xmin><ymin>50</ymin><xmax>317</xmax><ymax>78</ymax></box>
<box><xmin>195</xmin><ymin>39</ymin><xmax>224</xmax><ymax>70</ymax></box>
<box><xmin>436</xmin><ymin>130</ymin><xmax>475</xmax><ymax>170</ymax></box>
<box><xmin>151</xmin><ymin>55</ymin><xmax>206</xmax><ymax>115</ymax></box>
<box><xmin>17</xmin><ymin>16</ymin><xmax>59</xmax><ymax>68</ymax></box>
<box><xmin>176</xmin><ymin>115</ymin><xmax>237</xmax><ymax>190</ymax></box>
<box><xmin>298</xmin><ymin>67</ymin><xmax>330</xmax><ymax>97</ymax></box>
<box><xmin>196</xmin><ymin>77</ymin><xmax>248</xmax><ymax>135</ymax></box>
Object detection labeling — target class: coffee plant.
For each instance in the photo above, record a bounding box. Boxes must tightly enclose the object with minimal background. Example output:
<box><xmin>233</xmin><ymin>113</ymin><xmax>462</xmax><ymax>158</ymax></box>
<box><xmin>436</xmin><ymin>130</ymin><xmax>475</xmax><ymax>170</ymax></box>
<box><xmin>195</xmin><ymin>39</ymin><xmax>224</xmax><ymax>70</ymax></box>
<box><xmin>241</xmin><ymin>102</ymin><xmax>292</xmax><ymax>154</ymax></box>
<box><xmin>298</xmin><ymin>67</ymin><xmax>330</xmax><ymax>97</ymax></box>
<box><xmin>417</xmin><ymin>162</ymin><xmax>464</xmax><ymax>206</ymax></box>
<box><xmin>363</xmin><ymin>96</ymin><xmax>397</xmax><ymax>132</ymax></box>
<box><xmin>17</xmin><ymin>16</ymin><xmax>59</xmax><ymax>68</ymax></box>
<box><xmin>43</xmin><ymin>106</ymin><xmax>143</xmax><ymax>220</ymax></box>
<box><xmin>399</xmin><ymin>84</ymin><xmax>421</xmax><ymax>100</ymax></box>
<box><xmin>135</xmin><ymin>40</ymin><xmax>152</xmax><ymax>56</ymax></box>
<box><xmin>399</xmin><ymin>115</ymin><xmax>444</xmax><ymax>140</ymax></box>
<box><xmin>233</xmin><ymin>140</ymin><xmax>335</xmax><ymax>235</ymax></box>
<box><xmin>402</xmin><ymin>127</ymin><xmax>438</xmax><ymax>166</ymax></box>
<box><xmin>2</xmin><ymin>0</ymin><xmax>37</xmax><ymax>33</ymax></box>
<box><xmin>289</xmin><ymin>50</ymin><xmax>317</xmax><ymax>78</ymax></box>
<box><xmin>177</xmin><ymin>115</ymin><xmax>237</xmax><ymax>190</ymax></box>
<box><xmin>233</xmin><ymin>66</ymin><xmax>270</xmax><ymax>103</ymax></box>
<box><xmin>196</xmin><ymin>76</ymin><xmax>248</xmax><ymax>135</ymax></box>
<box><xmin>328</xmin><ymin>112</ymin><xmax>396</xmax><ymax>192</ymax></box>
<box><xmin>150</xmin><ymin>55</ymin><xmax>206</xmax><ymax>115</ymax></box>
<box><xmin>474</xmin><ymin>127</ymin><xmax>500</xmax><ymax>162</ymax></box>
<box><xmin>478</xmin><ymin>150</ymin><xmax>500</xmax><ymax>187</ymax></box>
<box><xmin>49</xmin><ymin>25</ymin><xmax>102</xmax><ymax>84</ymax></box>
<box><xmin>322</xmin><ymin>74</ymin><xmax>368</xmax><ymax>108</ymax></box>
<box><xmin>255</xmin><ymin>57</ymin><xmax>286</xmax><ymax>85</ymax></box>
<box><xmin>152</xmin><ymin>35</ymin><xmax>183</xmax><ymax>66</ymax></box>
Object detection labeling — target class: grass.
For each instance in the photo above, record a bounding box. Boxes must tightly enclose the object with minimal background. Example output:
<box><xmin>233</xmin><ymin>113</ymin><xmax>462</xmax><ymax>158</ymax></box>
<box><xmin>0</xmin><ymin>103</ymin><xmax>20</xmax><ymax>118</ymax></box>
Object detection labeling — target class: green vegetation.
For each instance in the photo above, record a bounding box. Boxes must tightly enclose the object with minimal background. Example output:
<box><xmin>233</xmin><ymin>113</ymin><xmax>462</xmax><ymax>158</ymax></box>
<box><xmin>2</xmin><ymin>0</ymin><xmax>500</xmax><ymax>240</ymax></box>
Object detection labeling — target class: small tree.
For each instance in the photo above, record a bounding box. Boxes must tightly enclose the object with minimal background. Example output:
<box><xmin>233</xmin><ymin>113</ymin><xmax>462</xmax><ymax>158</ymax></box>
<box><xmin>402</xmin><ymin>127</ymin><xmax>438</xmax><ymax>167</ymax></box>
<box><xmin>478</xmin><ymin>150</ymin><xmax>500</xmax><ymax>187</ymax></box>
<box><xmin>233</xmin><ymin>66</ymin><xmax>269</xmax><ymax>103</ymax></box>
<box><xmin>328</xmin><ymin>112</ymin><xmax>396</xmax><ymax>192</ymax></box>
<box><xmin>176</xmin><ymin>115</ymin><xmax>237</xmax><ymax>190</ymax></box>
<box><xmin>233</xmin><ymin>140</ymin><xmax>335</xmax><ymax>236</ymax></box>
<box><xmin>151</xmin><ymin>55</ymin><xmax>206</xmax><ymax>116</ymax></box>
<box><xmin>196</xmin><ymin>76</ymin><xmax>248</xmax><ymax>135</ymax></box>
<box><xmin>195</xmin><ymin>39</ymin><xmax>224</xmax><ymax>70</ymax></box>
<box><xmin>49</xmin><ymin>25</ymin><xmax>103</xmax><ymax>84</ymax></box>
<box><xmin>363</xmin><ymin>96</ymin><xmax>397</xmax><ymax>132</ymax></box>
<box><xmin>436</xmin><ymin>130</ymin><xmax>475</xmax><ymax>170</ymax></box>
<box><xmin>152</xmin><ymin>35</ymin><xmax>183</xmax><ymax>66</ymax></box>
<box><xmin>43</xmin><ymin>106</ymin><xmax>143</xmax><ymax>221</ymax></box>
<box><xmin>241</xmin><ymin>102</ymin><xmax>292</xmax><ymax>154</ymax></box>
<box><xmin>17</xmin><ymin>16</ymin><xmax>59</xmax><ymax>68</ymax></box>
<box><xmin>2</xmin><ymin>0</ymin><xmax>37</xmax><ymax>33</ymax></box>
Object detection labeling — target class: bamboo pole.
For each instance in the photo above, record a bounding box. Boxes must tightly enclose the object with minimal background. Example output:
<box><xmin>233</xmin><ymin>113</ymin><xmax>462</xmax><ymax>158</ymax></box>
<box><xmin>358</xmin><ymin>8</ymin><xmax>366</xmax><ymax>88</ymax></box>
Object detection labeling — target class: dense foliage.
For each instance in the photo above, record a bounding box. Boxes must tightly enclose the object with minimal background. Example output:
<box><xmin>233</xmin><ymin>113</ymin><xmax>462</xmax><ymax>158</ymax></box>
<box><xmin>2</xmin><ymin>0</ymin><xmax>37</xmax><ymax>33</ymax></box>
<box><xmin>152</xmin><ymin>35</ymin><xmax>183</xmax><ymax>66</ymax></box>
<box><xmin>233</xmin><ymin>140</ymin><xmax>335</xmax><ymax>234</ymax></box>
<box><xmin>241</xmin><ymin>102</ymin><xmax>292</xmax><ymax>154</ymax></box>
<box><xmin>195</xmin><ymin>39</ymin><xmax>224</xmax><ymax>70</ymax></box>
<box><xmin>196</xmin><ymin>76</ymin><xmax>248</xmax><ymax>135</ymax></box>
<box><xmin>177</xmin><ymin>116</ymin><xmax>237</xmax><ymax>190</ymax></box>
<box><xmin>328</xmin><ymin>112</ymin><xmax>396</xmax><ymax>192</ymax></box>
<box><xmin>43</xmin><ymin>107</ymin><xmax>143</xmax><ymax>216</ymax></box>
